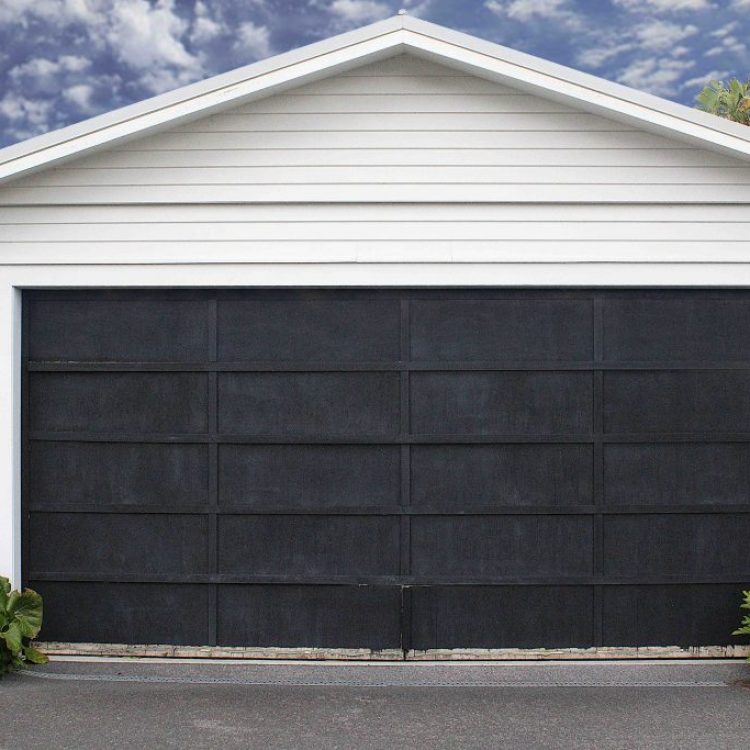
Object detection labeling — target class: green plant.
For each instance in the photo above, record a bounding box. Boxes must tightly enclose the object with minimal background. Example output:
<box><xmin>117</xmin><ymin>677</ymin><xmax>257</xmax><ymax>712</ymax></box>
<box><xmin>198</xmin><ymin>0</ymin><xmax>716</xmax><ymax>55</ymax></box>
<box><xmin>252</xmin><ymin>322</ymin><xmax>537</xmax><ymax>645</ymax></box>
<box><xmin>696</xmin><ymin>79</ymin><xmax>750</xmax><ymax>125</ymax></box>
<box><xmin>733</xmin><ymin>590</ymin><xmax>750</xmax><ymax>659</ymax></box>
<box><xmin>0</xmin><ymin>576</ymin><xmax>48</xmax><ymax>675</ymax></box>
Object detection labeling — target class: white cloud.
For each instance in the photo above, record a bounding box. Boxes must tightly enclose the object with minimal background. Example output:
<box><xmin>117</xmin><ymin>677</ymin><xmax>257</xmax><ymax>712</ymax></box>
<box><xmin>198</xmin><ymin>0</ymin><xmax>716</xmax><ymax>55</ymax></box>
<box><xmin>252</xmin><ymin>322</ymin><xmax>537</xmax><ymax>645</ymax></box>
<box><xmin>191</xmin><ymin>15</ymin><xmax>222</xmax><ymax>44</ymax></box>
<box><xmin>0</xmin><ymin>0</ymin><xmax>33</xmax><ymax>23</ymax></box>
<box><xmin>0</xmin><ymin>92</ymin><xmax>54</xmax><ymax>141</ymax></box>
<box><xmin>658</xmin><ymin>0</ymin><xmax>711</xmax><ymax>6</ymax></box>
<box><xmin>682</xmin><ymin>70</ymin><xmax>731</xmax><ymax>90</ymax></box>
<box><xmin>191</xmin><ymin>2</ymin><xmax>223</xmax><ymax>45</ymax></box>
<box><xmin>485</xmin><ymin>0</ymin><xmax>563</xmax><ymax>18</ymax></box>
<box><xmin>613</xmin><ymin>0</ymin><xmax>712</xmax><ymax>10</ymax></box>
<box><xmin>704</xmin><ymin>45</ymin><xmax>725</xmax><ymax>57</ymax></box>
<box><xmin>616</xmin><ymin>55</ymin><xmax>695</xmax><ymax>96</ymax></box>
<box><xmin>329</xmin><ymin>0</ymin><xmax>391</xmax><ymax>23</ymax></box>
<box><xmin>140</xmin><ymin>66</ymin><xmax>205</xmax><ymax>94</ymax></box>
<box><xmin>9</xmin><ymin>55</ymin><xmax>90</xmax><ymax>82</ymax></box>
<box><xmin>507</xmin><ymin>0</ymin><xmax>569</xmax><ymax>20</ymax></box>
<box><xmin>6</xmin><ymin>55</ymin><xmax>94</xmax><ymax>103</ymax></box>
<box><xmin>635</xmin><ymin>20</ymin><xmax>698</xmax><ymax>51</ymax></box>
<box><xmin>576</xmin><ymin>20</ymin><xmax>698</xmax><ymax>71</ymax></box>
<box><xmin>0</xmin><ymin>93</ymin><xmax>31</xmax><ymax>121</ymax></box>
<box><xmin>485</xmin><ymin>0</ymin><xmax>584</xmax><ymax>30</ymax></box>
<box><xmin>710</xmin><ymin>21</ymin><xmax>740</xmax><ymax>37</ymax></box>
<box><xmin>0</xmin><ymin>0</ymin><xmax>100</xmax><ymax>26</ymax></box>
<box><xmin>98</xmin><ymin>0</ymin><xmax>204</xmax><ymax>94</ymax></box>
<box><xmin>106</xmin><ymin>0</ymin><xmax>198</xmax><ymax>72</ymax></box>
<box><xmin>234</xmin><ymin>21</ymin><xmax>273</xmax><ymax>61</ymax></box>
<box><xmin>702</xmin><ymin>28</ymin><xmax>748</xmax><ymax>57</ymax></box>
<box><xmin>401</xmin><ymin>0</ymin><xmax>432</xmax><ymax>16</ymax></box>
<box><xmin>577</xmin><ymin>41</ymin><xmax>634</xmax><ymax>68</ymax></box>
<box><xmin>63</xmin><ymin>83</ymin><xmax>95</xmax><ymax>112</ymax></box>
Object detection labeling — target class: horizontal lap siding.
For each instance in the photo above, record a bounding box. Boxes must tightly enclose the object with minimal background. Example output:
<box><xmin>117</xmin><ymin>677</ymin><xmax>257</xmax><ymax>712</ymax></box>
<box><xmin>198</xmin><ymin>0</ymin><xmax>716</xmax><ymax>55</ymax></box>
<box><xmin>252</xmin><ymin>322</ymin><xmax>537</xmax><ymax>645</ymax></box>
<box><xmin>2</xmin><ymin>55</ymin><xmax>749</xmax><ymax>205</ymax></box>
<box><xmin>22</xmin><ymin>148</ymin><xmax>738</xmax><ymax>168</ymax></box>
<box><xmin>2</xmin><ymin>204</ymin><xmax>750</xmax><ymax>265</ymax></box>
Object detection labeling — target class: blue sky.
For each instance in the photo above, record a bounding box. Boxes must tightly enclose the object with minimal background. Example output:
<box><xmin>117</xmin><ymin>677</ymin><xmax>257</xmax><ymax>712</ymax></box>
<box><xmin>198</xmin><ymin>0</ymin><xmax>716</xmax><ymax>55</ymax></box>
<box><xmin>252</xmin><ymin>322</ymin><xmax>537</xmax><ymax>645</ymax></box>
<box><xmin>0</xmin><ymin>0</ymin><xmax>749</xmax><ymax>148</ymax></box>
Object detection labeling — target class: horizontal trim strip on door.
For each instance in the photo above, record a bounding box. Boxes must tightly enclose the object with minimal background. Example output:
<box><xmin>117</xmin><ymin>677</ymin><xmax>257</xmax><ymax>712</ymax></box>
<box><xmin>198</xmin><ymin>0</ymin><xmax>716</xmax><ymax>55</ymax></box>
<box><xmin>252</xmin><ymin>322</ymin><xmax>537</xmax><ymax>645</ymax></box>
<box><xmin>26</xmin><ymin>432</ymin><xmax>750</xmax><ymax>444</ymax></box>
<box><xmin>26</xmin><ymin>573</ymin><xmax>750</xmax><ymax>586</ymax></box>
<box><xmin>26</xmin><ymin>360</ymin><xmax>750</xmax><ymax>371</ymax></box>
<box><xmin>25</xmin><ymin>504</ymin><xmax>750</xmax><ymax>515</ymax></box>
<box><xmin>27</xmin><ymin>432</ymin><xmax>596</xmax><ymax>444</ymax></box>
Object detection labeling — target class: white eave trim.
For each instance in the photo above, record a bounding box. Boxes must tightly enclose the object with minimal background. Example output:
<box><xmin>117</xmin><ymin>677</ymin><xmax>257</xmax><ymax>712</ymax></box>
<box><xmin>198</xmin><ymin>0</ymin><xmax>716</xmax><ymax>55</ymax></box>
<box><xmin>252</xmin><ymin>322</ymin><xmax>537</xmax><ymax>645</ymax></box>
<box><xmin>2</xmin><ymin>13</ymin><xmax>750</xmax><ymax>185</ymax></box>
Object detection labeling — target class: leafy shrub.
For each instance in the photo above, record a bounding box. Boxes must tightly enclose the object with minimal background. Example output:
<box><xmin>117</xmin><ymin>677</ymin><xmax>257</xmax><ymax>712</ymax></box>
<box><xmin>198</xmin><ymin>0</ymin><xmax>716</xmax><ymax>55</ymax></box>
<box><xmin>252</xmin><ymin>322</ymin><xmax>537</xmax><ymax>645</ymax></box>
<box><xmin>733</xmin><ymin>590</ymin><xmax>750</xmax><ymax>659</ymax></box>
<box><xmin>696</xmin><ymin>79</ymin><xmax>750</xmax><ymax>125</ymax></box>
<box><xmin>0</xmin><ymin>576</ymin><xmax>48</xmax><ymax>675</ymax></box>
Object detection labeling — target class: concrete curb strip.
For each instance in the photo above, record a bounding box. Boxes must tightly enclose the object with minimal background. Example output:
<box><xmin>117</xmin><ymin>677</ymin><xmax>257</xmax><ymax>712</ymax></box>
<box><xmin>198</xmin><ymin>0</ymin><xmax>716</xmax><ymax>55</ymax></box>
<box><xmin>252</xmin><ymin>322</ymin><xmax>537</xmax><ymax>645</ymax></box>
<box><xmin>36</xmin><ymin>642</ymin><xmax>750</xmax><ymax>661</ymax></box>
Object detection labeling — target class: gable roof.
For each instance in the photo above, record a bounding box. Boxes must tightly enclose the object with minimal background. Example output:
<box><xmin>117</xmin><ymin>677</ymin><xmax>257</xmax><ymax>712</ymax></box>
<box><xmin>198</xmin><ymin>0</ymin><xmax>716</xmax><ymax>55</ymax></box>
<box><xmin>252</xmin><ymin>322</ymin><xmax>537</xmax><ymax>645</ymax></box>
<box><xmin>2</xmin><ymin>13</ymin><xmax>750</xmax><ymax>185</ymax></box>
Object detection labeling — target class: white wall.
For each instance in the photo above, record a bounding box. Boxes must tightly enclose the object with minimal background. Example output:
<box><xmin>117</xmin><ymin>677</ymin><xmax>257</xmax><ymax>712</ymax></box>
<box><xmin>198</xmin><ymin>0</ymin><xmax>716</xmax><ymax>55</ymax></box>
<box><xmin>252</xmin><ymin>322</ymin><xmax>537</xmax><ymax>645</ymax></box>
<box><xmin>1</xmin><ymin>203</ymin><xmax>750</xmax><ymax>264</ymax></box>
<box><xmin>2</xmin><ymin>55</ymin><xmax>750</xmax><ymax>204</ymax></box>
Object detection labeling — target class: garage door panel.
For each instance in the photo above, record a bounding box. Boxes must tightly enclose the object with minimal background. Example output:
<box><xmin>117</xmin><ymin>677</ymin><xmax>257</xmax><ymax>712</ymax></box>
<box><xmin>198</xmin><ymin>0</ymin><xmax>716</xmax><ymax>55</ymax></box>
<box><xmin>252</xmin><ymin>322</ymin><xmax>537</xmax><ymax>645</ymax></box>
<box><xmin>217</xmin><ymin>515</ymin><xmax>401</xmax><ymax>576</ymax></box>
<box><xmin>30</xmin><ymin>582</ymin><xmax>209</xmax><ymax>645</ymax></box>
<box><xmin>29</xmin><ymin>442</ymin><xmax>209</xmax><ymax>508</ymax></box>
<box><xmin>410</xmin><ymin>298</ymin><xmax>593</xmax><ymax>361</ymax></box>
<box><xmin>603</xmin><ymin>514</ymin><xmax>750</xmax><ymax>577</ymax></box>
<box><xmin>410</xmin><ymin>372</ymin><xmax>592</xmax><ymax>435</ymax></box>
<box><xmin>218</xmin><ymin>299</ymin><xmax>400</xmax><ymax>361</ymax></box>
<box><xmin>24</xmin><ymin>289</ymin><xmax>749</xmax><ymax>653</ymax></box>
<box><xmin>603</xmin><ymin>295</ymin><xmax>750</xmax><ymax>363</ymax></box>
<box><xmin>411</xmin><ymin>516</ymin><xmax>593</xmax><ymax>578</ymax></box>
<box><xmin>603</xmin><ymin>371</ymin><xmax>750</xmax><ymax>434</ymax></box>
<box><xmin>217</xmin><ymin>585</ymin><xmax>402</xmax><ymax>649</ymax></box>
<box><xmin>604</xmin><ymin>443</ymin><xmax>750</xmax><ymax>506</ymax></box>
<box><xmin>217</xmin><ymin>373</ymin><xmax>400</xmax><ymax>436</ymax></box>
<box><xmin>218</xmin><ymin>445</ymin><xmax>400</xmax><ymax>508</ymax></box>
<box><xmin>410</xmin><ymin>586</ymin><xmax>594</xmax><ymax>649</ymax></box>
<box><xmin>29</xmin><ymin>513</ymin><xmax>208</xmax><ymax>575</ymax></box>
<box><xmin>28</xmin><ymin>297</ymin><xmax>209</xmax><ymax>362</ymax></box>
<box><xmin>603</xmin><ymin>585</ymin><xmax>746</xmax><ymax>647</ymax></box>
<box><xmin>411</xmin><ymin>444</ymin><xmax>593</xmax><ymax>508</ymax></box>
<box><xmin>29</xmin><ymin>373</ymin><xmax>208</xmax><ymax>434</ymax></box>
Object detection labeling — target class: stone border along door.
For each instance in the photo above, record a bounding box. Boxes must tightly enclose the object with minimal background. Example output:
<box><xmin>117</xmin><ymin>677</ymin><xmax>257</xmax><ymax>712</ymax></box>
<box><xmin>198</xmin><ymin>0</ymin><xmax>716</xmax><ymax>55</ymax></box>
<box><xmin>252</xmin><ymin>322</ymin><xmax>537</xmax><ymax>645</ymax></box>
<box><xmin>22</xmin><ymin>289</ymin><xmax>750</xmax><ymax>654</ymax></box>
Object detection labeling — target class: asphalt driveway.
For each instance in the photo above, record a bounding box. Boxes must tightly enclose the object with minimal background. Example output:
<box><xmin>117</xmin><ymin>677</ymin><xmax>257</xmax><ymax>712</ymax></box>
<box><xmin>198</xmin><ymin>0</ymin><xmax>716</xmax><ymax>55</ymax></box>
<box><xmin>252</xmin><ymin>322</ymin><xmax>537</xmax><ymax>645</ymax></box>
<box><xmin>2</xmin><ymin>659</ymin><xmax>750</xmax><ymax>749</ymax></box>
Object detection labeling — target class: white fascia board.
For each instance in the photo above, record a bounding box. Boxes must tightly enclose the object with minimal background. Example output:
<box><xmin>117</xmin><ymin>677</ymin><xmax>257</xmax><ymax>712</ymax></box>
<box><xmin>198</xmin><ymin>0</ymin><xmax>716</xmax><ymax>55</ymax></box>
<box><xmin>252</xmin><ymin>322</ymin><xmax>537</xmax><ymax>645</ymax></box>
<box><xmin>0</xmin><ymin>17</ymin><xmax>406</xmax><ymax>183</ymax></box>
<box><xmin>402</xmin><ymin>17</ymin><xmax>750</xmax><ymax>161</ymax></box>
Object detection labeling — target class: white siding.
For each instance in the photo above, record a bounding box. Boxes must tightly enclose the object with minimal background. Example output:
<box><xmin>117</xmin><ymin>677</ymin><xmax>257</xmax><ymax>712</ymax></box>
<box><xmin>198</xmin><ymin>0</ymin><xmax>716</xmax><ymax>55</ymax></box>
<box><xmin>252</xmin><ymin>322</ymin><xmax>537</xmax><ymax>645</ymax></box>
<box><xmin>1</xmin><ymin>203</ymin><xmax>748</xmax><ymax>265</ymax></box>
<box><xmin>1</xmin><ymin>55</ymin><xmax>749</xmax><ymax>205</ymax></box>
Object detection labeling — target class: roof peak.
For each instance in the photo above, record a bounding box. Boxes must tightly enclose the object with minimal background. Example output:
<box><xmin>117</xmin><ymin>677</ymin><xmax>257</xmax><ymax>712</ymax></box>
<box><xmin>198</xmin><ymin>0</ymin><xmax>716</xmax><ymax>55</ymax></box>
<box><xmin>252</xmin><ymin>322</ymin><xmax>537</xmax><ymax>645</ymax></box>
<box><xmin>2</xmin><ymin>15</ymin><xmax>750</xmax><ymax>184</ymax></box>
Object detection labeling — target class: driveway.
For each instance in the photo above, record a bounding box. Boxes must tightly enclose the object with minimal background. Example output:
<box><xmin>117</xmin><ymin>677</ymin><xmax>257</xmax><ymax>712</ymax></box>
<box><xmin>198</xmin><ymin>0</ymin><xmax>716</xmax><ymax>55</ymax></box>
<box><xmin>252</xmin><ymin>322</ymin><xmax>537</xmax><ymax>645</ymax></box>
<box><xmin>2</xmin><ymin>659</ymin><xmax>749</xmax><ymax>749</ymax></box>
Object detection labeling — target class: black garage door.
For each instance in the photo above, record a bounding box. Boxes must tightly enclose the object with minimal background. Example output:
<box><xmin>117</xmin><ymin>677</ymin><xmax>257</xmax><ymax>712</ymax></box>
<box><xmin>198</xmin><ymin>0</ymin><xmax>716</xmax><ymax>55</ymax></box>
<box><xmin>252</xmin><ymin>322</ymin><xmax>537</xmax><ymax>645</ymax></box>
<box><xmin>23</xmin><ymin>289</ymin><xmax>750</xmax><ymax>652</ymax></box>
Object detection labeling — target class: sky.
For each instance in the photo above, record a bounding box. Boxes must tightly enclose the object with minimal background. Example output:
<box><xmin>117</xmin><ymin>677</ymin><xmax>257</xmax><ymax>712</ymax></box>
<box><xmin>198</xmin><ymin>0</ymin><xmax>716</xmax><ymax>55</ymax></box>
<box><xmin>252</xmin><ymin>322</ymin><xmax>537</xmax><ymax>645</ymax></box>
<box><xmin>0</xmin><ymin>0</ymin><xmax>749</xmax><ymax>148</ymax></box>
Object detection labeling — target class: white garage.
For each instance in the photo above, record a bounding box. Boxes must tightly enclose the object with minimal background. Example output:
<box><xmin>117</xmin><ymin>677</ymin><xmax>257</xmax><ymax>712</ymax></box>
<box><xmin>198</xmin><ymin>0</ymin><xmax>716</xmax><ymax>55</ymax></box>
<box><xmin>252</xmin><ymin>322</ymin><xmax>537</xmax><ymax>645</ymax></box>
<box><xmin>2</xmin><ymin>15</ymin><xmax>750</xmax><ymax>658</ymax></box>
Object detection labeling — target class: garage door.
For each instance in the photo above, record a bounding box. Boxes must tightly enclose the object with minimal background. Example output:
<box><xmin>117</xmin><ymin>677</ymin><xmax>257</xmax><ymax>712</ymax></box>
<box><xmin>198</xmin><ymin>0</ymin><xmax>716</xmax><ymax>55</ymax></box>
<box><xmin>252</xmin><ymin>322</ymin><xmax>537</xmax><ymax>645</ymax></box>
<box><xmin>24</xmin><ymin>289</ymin><xmax>750</xmax><ymax>653</ymax></box>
